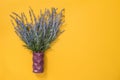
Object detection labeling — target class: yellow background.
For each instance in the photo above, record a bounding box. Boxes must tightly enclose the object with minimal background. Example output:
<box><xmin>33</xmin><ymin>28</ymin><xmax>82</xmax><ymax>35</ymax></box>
<box><xmin>0</xmin><ymin>0</ymin><xmax>120</xmax><ymax>80</ymax></box>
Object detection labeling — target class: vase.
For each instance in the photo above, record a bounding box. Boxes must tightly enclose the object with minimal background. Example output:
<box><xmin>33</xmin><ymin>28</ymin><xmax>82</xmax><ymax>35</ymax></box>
<box><xmin>33</xmin><ymin>52</ymin><xmax>44</xmax><ymax>73</ymax></box>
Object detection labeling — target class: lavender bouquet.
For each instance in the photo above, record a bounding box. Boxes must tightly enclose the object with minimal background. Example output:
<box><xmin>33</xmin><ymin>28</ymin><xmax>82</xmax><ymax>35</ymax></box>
<box><xmin>10</xmin><ymin>8</ymin><xmax>65</xmax><ymax>73</ymax></box>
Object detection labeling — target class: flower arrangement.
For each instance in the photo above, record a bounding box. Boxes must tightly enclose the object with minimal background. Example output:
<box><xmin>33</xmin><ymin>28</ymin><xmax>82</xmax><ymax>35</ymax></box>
<box><xmin>10</xmin><ymin>8</ymin><xmax>65</xmax><ymax>73</ymax></box>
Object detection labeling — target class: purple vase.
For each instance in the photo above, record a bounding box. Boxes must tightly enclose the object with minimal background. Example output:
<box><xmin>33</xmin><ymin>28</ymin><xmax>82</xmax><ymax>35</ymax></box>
<box><xmin>33</xmin><ymin>52</ymin><xmax>44</xmax><ymax>73</ymax></box>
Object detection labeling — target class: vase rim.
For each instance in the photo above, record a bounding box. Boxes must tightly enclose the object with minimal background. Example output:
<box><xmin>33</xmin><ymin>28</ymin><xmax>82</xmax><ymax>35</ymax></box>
<box><xmin>33</xmin><ymin>51</ymin><xmax>44</xmax><ymax>54</ymax></box>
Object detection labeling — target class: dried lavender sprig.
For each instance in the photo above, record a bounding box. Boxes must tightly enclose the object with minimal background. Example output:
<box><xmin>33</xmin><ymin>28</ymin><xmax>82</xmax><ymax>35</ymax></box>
<box><xmin>10</xmin><ymin>8</ymin><xmax>65</xmax><ymax>52</ymax></box>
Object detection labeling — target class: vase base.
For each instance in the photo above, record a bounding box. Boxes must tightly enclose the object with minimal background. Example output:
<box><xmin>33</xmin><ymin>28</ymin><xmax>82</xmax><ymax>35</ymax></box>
<box><xmin>33</xmin><ymin>70</ymin><xmax>44</xmax><ymax>73</ymax></box>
